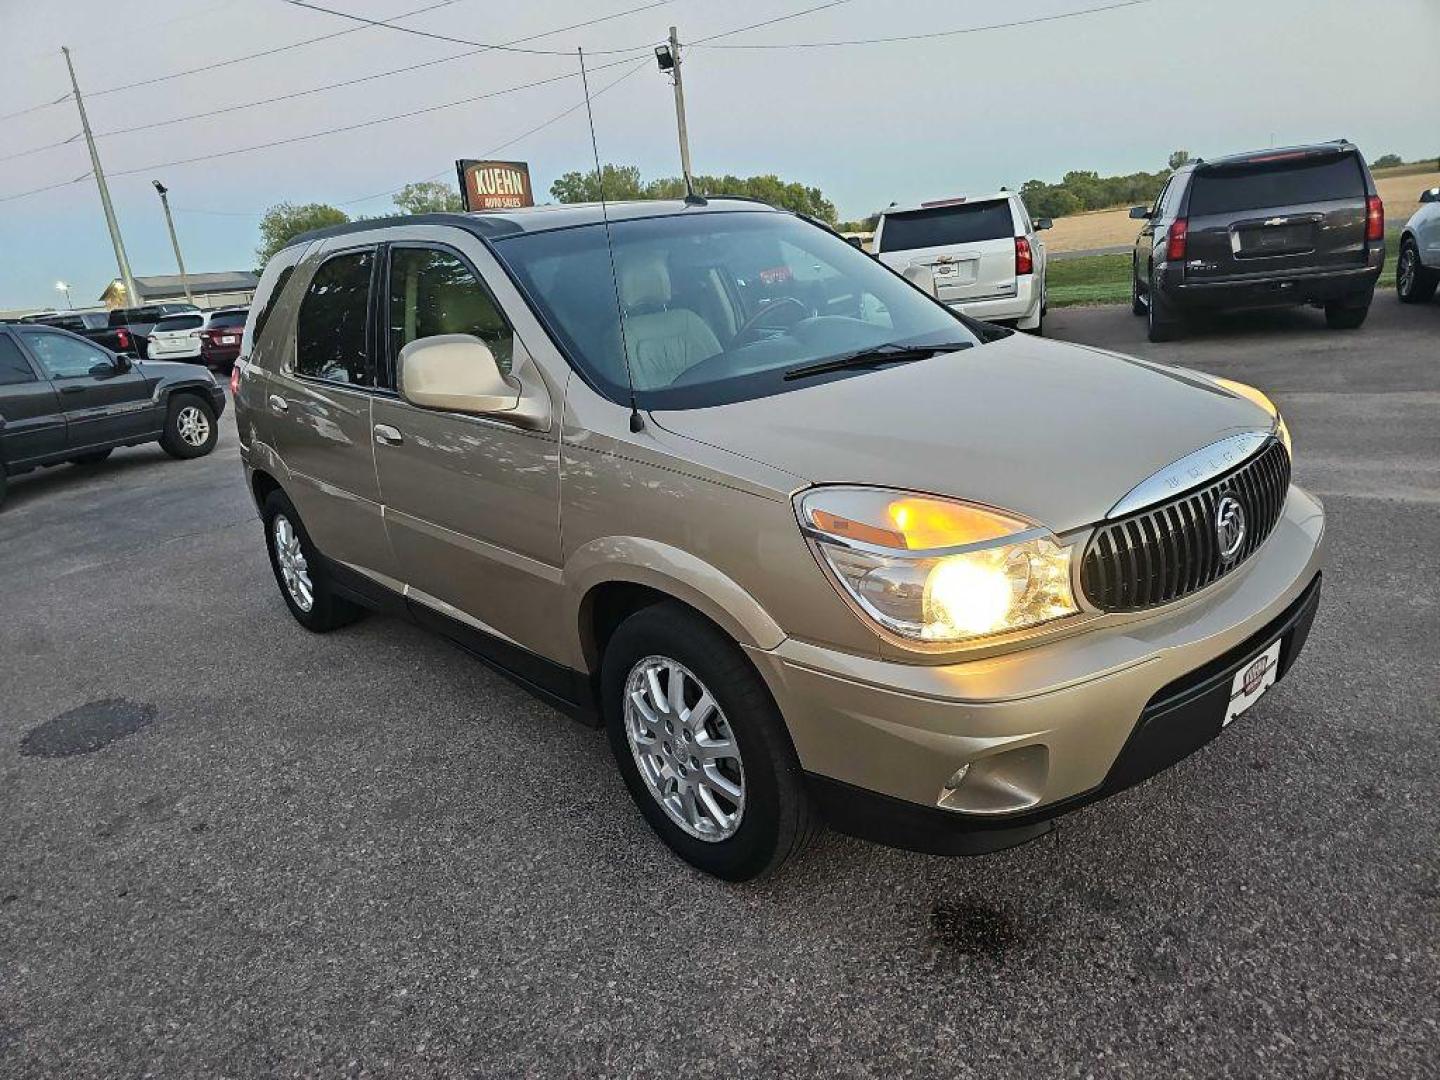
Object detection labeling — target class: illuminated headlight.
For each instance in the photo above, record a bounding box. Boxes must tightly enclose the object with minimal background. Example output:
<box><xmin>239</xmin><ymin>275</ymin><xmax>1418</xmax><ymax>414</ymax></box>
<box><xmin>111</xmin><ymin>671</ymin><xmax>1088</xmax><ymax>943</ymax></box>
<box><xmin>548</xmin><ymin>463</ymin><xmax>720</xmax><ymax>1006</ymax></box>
<box><xmin>797</xmin><ymin>487</ymin><xmax>1078</xmax><ymax>646</ymax></box>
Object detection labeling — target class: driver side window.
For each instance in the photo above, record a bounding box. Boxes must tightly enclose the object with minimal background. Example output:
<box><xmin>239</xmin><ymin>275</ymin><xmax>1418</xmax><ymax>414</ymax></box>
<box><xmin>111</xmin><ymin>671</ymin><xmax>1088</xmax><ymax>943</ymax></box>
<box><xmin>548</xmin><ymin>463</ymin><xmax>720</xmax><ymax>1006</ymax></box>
<box><xmin>21</xmin><ymin>330</ymin><xmax>114</xmax><ymax>380</ymax></box>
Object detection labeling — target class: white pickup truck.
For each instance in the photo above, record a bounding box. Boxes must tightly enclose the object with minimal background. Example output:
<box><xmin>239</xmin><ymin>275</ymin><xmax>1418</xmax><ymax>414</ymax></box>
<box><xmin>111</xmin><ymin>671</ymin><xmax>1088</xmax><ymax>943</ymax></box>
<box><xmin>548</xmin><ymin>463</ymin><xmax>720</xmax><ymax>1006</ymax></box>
<box><xmin>874</xmin><ymin>192</ymin><xmax>1050</xmax><ymax>333</ymax></box>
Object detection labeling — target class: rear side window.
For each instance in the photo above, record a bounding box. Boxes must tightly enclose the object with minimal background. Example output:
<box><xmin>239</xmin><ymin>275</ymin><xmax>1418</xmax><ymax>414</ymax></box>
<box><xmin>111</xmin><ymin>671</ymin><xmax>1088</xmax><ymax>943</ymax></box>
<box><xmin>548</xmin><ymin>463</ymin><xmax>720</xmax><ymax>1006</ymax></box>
<box><xmin>879</xmin><ymin>201</ymin><xmax>1015</xmax><ymax>253</ymax></box>
<box><xmin>208</xmin><ymin>310</ymin><xmax>247</xmax><ymax>329</ymax></box>
<box><xmin>1188</xmin><ymin>155</ymin><xmax>1365</xmax><ymax>216</ymax></box>
<box><xmin>295</xmin><ymin>250</ymin><xmax>374</xmax><ymax>387</ymax></box>
<box><xmin>0</xmin><ymin>334</ymin><xmax>37</xmax><ymax>384</ymax></box>
<box><xmin>246</xmin><ymin>247</ymin><xmax>306</xmax><ymax>357</ymax></box>
<box><xmin>387</xmin><ymin>247</ymin><xmax>514</xmax><ymax>377</ymax></box>
<box><xmin>155</xmin><ymin>314</ymin><xmax>204</xmax><ymax>331</ymax></box>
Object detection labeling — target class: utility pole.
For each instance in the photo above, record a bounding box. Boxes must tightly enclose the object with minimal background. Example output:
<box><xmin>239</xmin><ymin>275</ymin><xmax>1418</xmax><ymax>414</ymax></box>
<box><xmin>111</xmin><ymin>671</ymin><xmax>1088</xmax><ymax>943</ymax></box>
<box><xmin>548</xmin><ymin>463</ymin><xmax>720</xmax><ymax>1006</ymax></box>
<box><xmin>656</xmin><ymin>26</ymin><xmax>694</xmax><ymax>197</ymax></box>
<box><xmin>62</xmin><ymin>46</ymin><xmax>138</xmax><ymax>309</ymax></box>
<box><xmin>152</xmin><ymin>181</ymin><xmax>193</xmax><ymax>304</ymax></box>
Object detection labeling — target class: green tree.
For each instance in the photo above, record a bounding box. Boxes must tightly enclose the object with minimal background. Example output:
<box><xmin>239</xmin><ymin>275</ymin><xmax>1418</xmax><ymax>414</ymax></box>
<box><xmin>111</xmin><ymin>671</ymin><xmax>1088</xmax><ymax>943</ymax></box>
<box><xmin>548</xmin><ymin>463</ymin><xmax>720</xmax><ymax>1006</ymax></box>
<box><xmin>393</xmin><ymin>180</ymin><xmax>463</xmax><ymax>214</ymax></box>
<box><xmin>1371</xmin><ymin>153</ymin><xmax>1402</xmax><ymax>169</ymax></box>
<box><xmin>256</xmin><ymin>202</ymin><xmax>349</xmax><ymax>265</ymax></box>
<box><xmin>549</xmin><ymin>164</ymin><xmax>644</xmax><ymax>202</ymax></box>
<box><xmin>1168</xmin><ymin>149</ymin><xmax>1191</xmax><ymax>170</ymax></box>
<box><xmin>550</xmin><ymin>164</ymin><xmax>839</xmax><ymax>225</ymax></box>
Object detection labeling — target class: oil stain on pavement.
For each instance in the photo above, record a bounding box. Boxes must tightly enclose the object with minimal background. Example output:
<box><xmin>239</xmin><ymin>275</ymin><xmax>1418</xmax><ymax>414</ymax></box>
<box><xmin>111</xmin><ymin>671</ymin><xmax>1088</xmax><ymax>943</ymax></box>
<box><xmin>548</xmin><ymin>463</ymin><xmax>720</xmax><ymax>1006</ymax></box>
<box><xmin>930</xmin><ymin>899</ymin><xmax>1024</xmax><ymax>958</ymax></box>
<box><xmin>19</xmin><ymin>699</ymin><xmax>157</xmax><ymax>758</ymax></box>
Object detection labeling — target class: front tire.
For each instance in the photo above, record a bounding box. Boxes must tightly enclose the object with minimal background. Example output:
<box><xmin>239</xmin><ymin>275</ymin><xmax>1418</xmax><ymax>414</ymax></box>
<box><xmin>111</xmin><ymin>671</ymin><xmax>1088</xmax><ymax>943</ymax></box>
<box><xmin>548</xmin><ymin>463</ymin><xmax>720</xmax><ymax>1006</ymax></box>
<box><xmin>1324</xmin><ymin>290</ymin><xmax>1372</xmax><ymax>330</ymax></box>
<box><xmin>261</xmin><ymin>490</ymin><xmax>365</xmax><ymax>632</ymax></box>
<box><xmin>159</xmin><ymin>394</ymin><xmax>218</xmax><ymax>459</ymax></box>
<box><xmin>601</xmin><ymin>602</ymin><xmax>821</xmax><ymax>881</ymax></box>
<box><xmin>1397</xmin><ymin>238</ymin><xmax>1439</xmax><ymax>303</ymax></box>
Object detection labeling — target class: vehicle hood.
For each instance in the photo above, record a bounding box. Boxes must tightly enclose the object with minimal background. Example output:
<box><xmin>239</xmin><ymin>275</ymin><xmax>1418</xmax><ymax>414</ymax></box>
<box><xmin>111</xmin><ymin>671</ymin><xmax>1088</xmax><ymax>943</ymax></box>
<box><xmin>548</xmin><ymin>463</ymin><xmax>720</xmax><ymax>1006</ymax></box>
<box><xmin>650</xmin><ymin>332</ymin><xmax>1277</xmax><ymax>533</ymax></box>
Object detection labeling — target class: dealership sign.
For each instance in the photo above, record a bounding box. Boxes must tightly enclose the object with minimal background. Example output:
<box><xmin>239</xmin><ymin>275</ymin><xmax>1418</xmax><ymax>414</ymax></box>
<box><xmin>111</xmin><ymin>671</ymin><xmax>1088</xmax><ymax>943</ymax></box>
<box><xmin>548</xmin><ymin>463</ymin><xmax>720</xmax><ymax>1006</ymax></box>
<box><xmin>457</xmin><ymin>159</ymin><xmax>534</xmax><ymax>210</ymax></box>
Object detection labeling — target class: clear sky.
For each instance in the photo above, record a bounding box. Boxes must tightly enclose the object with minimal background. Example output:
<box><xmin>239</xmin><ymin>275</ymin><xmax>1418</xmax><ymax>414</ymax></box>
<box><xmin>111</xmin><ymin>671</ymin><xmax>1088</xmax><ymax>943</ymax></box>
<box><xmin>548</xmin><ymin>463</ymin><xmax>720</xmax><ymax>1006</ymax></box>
<box><xmin>1</xmin><ymin>0</ymin><xmax>1435</xmax><ymax>309</ymax></box>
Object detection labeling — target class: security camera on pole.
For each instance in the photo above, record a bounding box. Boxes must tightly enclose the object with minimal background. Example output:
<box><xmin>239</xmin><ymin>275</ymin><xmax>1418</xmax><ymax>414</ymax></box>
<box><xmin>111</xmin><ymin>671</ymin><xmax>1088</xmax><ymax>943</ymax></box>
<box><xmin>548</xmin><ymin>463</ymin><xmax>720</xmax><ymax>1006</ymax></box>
<box><xmin>151</xmin><ymin>181</ymin><xmax>194</xmax><ymax>305</ymax></box>
<box><xmin>655</xmin><ymin>26</ymin><xmax>699</xmax><ymax>202</ymax></box>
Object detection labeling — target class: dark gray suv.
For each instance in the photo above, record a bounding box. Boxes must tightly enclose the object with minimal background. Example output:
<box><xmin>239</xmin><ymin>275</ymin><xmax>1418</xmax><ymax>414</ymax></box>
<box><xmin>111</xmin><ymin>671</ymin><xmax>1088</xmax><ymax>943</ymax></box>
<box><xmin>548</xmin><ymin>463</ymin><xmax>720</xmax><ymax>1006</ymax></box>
<box><xmin>1130</xmin><ymin>141</ymin><xmax>1385</xmax><ymax>341</ymax></box>
<box><xmin>0</xmin><ymin>324</ymin><xmax>224</xmax><ymax>510</ymax></box>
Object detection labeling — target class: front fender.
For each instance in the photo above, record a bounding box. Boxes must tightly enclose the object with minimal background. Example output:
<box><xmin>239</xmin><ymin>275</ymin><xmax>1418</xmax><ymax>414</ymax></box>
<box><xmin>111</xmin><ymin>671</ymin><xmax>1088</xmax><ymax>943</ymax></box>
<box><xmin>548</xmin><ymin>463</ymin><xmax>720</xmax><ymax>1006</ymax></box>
<box><xmin>564</xmin><ymin>536</ymin><xmax>787</xmax><ymax>664</ymax></box>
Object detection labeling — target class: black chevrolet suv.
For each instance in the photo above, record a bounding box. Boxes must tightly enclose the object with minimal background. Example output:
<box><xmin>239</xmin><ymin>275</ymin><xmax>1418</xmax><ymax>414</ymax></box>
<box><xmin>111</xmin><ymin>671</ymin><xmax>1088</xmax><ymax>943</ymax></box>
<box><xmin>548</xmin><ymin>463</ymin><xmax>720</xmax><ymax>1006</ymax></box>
<box><xmin>1130</xmin><ymin>141</ymin><xmax>1385</xmax><ymax>341</ymax></box>
<box><xmin>0</xmin><ymin>323</ymin><xmax>225</xmax><ymax>510</ymax></box>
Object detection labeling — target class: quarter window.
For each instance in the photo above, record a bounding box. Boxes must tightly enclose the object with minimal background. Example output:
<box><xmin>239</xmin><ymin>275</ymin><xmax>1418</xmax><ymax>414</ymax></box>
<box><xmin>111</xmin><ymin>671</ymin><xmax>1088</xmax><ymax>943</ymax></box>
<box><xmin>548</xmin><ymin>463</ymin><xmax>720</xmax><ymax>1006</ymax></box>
<box><xmin>21</xmin><ymin>331</ymin><xmax>113</xmax><ymax>379</ymax></box>
<box><xmin>295</xmin><ymin>250</ymin><xmax>375</xmax><ymax>387</ymax></box>
<box><xmin>387</xmin><ymin>247</ymin><xmax>514</xmax><ymax>377</ymax></box>
<box><xmin>0</xmin><ymin>334</ymin><xmax>37</xmax><ymax>385</ymax></box>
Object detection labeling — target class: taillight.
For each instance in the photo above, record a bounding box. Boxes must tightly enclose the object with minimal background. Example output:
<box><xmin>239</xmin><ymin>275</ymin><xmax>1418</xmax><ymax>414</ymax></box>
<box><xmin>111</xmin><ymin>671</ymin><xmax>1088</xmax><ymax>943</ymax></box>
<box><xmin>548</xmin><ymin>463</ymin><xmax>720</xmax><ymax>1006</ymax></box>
<box><xmin>229</xmin><ymin>364</ymin><xmax>241</xmax><ymax>396</ymax></box>
<box><xmin>1365</xmin><ymin>195</ymin><xmax>1384</xmax><ymax>242</ymax></box>
<box><xmin>115</xmin><ymin>328</ymin><xmax>130</xmax><ymax>349</ymax></box>
<box><xmin>1166</xmin><ymin>218</ymin><xmax>1188</xmax><ymax>262</ymax></box>
<box><xmin>1014</xmin><ymin>235</ymin><xmax>1033</xmax><ymax>275</ymax></box>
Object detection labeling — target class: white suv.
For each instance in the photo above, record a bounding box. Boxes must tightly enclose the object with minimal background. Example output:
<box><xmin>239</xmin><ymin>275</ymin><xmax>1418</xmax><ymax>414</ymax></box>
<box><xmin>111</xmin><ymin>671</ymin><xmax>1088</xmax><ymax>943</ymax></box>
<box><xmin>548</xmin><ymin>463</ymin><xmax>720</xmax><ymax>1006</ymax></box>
<box><xmin>146</xmin><ymin>310</ymin><xmax>214</xmax><ymax>361</ymax></box>
<box><xmin>874</xmin><ymin>192</ymin><xmax>1050</xmax><ymax>332</ymax></box>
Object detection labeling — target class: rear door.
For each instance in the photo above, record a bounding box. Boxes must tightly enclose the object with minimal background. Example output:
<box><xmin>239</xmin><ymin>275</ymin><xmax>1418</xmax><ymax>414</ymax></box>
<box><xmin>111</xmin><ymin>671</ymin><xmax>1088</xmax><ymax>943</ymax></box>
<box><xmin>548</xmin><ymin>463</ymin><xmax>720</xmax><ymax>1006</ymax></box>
<box><xmin>1183</xmin><ymin>150</ymin><xmax>1370</xmax><ymax>281</ymax></box>
<box><xmin>875</xmin><ymin>200</ymin><xmax>1018</xmax><ymax>305</ymax></box>
<box><xmin>15</xmin><ymin>328</ymin><xmax>156</xmax><ymax>448</ymax></box>
<box><xmin>0</xmin><ymin>329</ymin><xmax>66</xmax><ymax>467</ymax></box>
<box><xmin>266</xmin><ymin>244</ymin><xmax>396</xmax><ymax>581</ymax></box>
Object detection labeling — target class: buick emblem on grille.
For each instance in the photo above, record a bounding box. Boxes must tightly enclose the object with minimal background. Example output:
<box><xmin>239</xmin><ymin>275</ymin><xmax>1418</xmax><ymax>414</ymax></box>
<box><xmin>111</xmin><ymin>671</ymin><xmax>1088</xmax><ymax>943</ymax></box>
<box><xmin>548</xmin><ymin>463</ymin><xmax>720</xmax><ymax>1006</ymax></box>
<box><xmin>1214</xmin><ymin>495</ymin><xmax>1247</xmax><ymax>561</ymax></box>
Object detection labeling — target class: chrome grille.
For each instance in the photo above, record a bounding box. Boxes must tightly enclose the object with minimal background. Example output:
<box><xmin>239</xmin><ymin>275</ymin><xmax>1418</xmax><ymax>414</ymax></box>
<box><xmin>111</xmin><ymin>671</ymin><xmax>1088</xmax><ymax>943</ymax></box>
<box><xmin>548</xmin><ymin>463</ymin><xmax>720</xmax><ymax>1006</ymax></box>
<box><xmin>1081</xmin><ymin>439</ymin><xmax>1291</xmax><ymax>612</ymax></box>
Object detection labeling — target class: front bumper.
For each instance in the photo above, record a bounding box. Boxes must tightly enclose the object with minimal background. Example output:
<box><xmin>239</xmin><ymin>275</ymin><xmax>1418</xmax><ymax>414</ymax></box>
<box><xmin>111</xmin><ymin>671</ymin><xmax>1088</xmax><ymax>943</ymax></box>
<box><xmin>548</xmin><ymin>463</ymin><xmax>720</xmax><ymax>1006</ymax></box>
<box><xmin>746</xmin><ymin>485</ymin><xmax>1325</xmax><ymax>855</ymax></box>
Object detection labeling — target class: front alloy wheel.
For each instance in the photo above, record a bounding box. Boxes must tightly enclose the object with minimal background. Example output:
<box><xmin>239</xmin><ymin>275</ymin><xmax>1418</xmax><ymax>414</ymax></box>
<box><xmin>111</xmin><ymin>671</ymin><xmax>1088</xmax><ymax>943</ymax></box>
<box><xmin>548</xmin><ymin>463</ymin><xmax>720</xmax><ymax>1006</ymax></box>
<box><xmin>623</xmin><ymin>656</ymin><xmax>745</xmax><ymax>841</ymax></box>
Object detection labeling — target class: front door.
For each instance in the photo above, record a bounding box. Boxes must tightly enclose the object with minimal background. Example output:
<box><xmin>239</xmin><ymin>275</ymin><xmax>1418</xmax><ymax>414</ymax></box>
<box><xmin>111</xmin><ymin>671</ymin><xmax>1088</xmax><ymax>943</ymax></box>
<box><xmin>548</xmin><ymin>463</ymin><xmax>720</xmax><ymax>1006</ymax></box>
<box><xmin>369</xmin><ymin>239</ymin><xmax>562</xmax><ymax>656</ymax></box>
<box><xmin>0</xmin><ymin>330</ymin><xmax>66</xmax><ymax>467</ymax></box>
<box><xmin>16</xmin><ymin>327</ymin><xmax>155</xmax><ymax>448</ymax></box>
<box><xmin>267</xmin><ymin>245</ymin><xmax>395</xmax><ymax>581</ymax></box>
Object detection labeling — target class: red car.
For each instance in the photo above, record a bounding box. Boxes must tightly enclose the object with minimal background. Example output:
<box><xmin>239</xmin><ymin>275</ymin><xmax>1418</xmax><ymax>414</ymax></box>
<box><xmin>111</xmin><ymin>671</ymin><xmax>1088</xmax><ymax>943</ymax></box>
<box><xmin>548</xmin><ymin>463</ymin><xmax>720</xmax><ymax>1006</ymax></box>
<box><xmin>198</xmin><ymin>307</ymin><xmax>248</xmax><ymax>372</ymax></box>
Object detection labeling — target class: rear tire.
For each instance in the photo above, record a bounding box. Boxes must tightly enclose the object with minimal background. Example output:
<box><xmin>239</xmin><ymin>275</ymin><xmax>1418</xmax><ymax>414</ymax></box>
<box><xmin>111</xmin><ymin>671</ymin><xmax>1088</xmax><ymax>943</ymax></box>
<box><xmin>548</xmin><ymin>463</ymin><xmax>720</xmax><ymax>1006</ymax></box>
<box><xmin>1131</xmin><ymin>261</ymin><xmax>1146</xmax><ymax>316</ymax></box>
<box><xmin>261</xmin><ymin>490</ymin><xmax>365</xmax><ymax>633</ymax></box>
<box><xmin>601</xmin><ymin>601</ymin><xmax>821</xmax><ymax>881</ymax></box>
<box><xmin>1324</xmin><ymin>291</ymin><xmax>1372</xmax><ymax>330</ymax></box>
<box><xmin>1146</xmin><ymin>269</ymin><xmax>1183</xmax><ymax>342</ymax></box>
<box><xmin>1397</xmin><ymin>239</ymin><xmax>1439</xmax><ymax>304</ymax></box>
<box><xmin>68</xmin><ymin>449</ymin><xmax>113</xmax><ymax>466</ymax></box>
<box><xmin>159</xmin><ymin>394</ymin><xmax>218</xmax><ymax>459</ymax></box>
<box><xmin>0</xmin><ymin>469</ymin><xmax>7</xmax><ymax>512</ymax></box>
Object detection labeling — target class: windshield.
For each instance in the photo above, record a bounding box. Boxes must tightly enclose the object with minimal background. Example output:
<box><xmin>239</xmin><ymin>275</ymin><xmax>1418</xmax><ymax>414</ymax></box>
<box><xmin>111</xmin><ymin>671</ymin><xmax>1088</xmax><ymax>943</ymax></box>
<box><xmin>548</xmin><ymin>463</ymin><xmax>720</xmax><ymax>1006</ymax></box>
<box><xmin>878</xmin><ymin>200</ymin><xmax>1015</xmax><ymax>253</ymax></box>
<box><xmin>493</xmin><ymin>211</ymin><xmax>977</xmax><ymax>409</ymax></box>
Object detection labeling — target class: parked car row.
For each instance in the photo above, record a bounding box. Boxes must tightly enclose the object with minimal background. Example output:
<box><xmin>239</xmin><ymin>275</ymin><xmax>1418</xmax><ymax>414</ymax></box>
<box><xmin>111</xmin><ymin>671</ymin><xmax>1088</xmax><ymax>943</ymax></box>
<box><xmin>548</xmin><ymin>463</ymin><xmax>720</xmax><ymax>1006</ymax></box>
<box><xmin>17</xmin><ymin>303</ymin><xmax>250</xmax><ymax>372</ymax></box>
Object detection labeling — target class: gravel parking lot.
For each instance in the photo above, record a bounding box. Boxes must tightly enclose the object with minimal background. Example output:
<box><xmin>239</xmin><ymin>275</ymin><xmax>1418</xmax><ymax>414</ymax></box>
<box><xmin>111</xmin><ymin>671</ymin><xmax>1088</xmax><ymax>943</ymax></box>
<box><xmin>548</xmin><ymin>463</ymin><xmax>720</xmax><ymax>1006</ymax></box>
<box><xmin>2</xmin><ymin>295</ymin><xmax>1436</xmax><ymax>1078</ymax></box>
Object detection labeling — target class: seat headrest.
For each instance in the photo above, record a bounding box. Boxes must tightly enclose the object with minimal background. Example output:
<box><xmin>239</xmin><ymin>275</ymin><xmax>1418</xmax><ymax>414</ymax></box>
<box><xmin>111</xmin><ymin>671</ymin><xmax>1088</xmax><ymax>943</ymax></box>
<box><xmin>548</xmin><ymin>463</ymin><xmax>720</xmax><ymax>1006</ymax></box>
<box><xmin>617</xmin><ymin>252</ymin><xmax>671</xmax><ymax>311</ymax></box>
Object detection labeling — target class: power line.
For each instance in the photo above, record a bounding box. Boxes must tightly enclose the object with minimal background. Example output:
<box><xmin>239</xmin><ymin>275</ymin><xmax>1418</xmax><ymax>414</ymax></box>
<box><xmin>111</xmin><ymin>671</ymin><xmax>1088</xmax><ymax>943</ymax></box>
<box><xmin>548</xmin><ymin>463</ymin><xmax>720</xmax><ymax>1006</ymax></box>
<box><xmin>84</xmin><ymin>0</ymin><xmax>674</xmax><ymax>143</ymax></box>
<box><xmin>0</xmin><ymin>91</ymin><xmax>72</xmax><ymax>125</ymax></box>
<box><xmin>697</xmin><ymin>0</ymin><xmax>1151</xmax><ymax>48</ymax></box>
<box><xmin>0</xmin><ymin>171</ymin><xmax>93</xmax><ymax>206</ymax></box>
<box><xmin>0</xmin><ymin>132</ymin><xmax>80</xmax><ymax>165</ymax></box>
<box><xmin>689</xmin><ymin>0</ymin><xmax>855</xmax><ymax>45</ymax></box>
<box><xmin>277</xmin><ymin>0</ymin><xmax>662</xmax><ymax>56</ymax></box>
<box><xmin>105</xmin><ymin>55</ymin><xmax>643</xmax><ymax>182</ymax></box>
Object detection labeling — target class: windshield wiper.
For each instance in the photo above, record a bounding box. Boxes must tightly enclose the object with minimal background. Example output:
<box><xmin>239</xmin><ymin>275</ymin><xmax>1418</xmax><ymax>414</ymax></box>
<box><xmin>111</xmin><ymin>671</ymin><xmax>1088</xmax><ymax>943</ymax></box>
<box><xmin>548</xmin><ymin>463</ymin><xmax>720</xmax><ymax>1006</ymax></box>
<box><xmin>782</xmin><ymin>341</ymin><xmax>972</xmax><ymax>381</ymax></box>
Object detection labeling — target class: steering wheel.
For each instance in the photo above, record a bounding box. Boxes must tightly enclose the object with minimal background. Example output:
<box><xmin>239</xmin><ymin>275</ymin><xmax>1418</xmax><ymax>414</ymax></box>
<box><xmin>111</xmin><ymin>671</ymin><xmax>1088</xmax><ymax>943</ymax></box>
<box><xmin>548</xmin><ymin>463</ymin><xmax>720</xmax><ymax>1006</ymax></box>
<box><xmin>732</xmin><ymin>296</ymin><xmax>811</xmax><ymax>346</ymax></box>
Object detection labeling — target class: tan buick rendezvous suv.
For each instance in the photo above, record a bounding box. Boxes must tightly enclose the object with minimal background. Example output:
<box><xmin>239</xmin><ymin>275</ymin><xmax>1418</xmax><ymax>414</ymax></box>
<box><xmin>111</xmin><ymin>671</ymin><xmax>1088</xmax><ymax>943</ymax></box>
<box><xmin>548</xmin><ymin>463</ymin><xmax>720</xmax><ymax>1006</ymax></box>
<box><xmin>234</xmin><ymin>200</ymin><xmax>1324</xmax><ymax>880</ymax></box>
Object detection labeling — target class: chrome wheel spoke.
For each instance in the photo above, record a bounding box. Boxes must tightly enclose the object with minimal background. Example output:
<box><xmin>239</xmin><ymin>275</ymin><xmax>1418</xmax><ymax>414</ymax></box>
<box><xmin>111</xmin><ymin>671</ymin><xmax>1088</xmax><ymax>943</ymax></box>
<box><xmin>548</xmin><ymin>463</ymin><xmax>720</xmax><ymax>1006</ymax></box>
<box><xmin>272</xmin><ymin>514</ymin><xmax>315</xmax><ymax>612</ymax></box>
<box><xmin>622</xmin><ymin>655</ymin><xmax>746</xmax><ymax>843</ymax></box>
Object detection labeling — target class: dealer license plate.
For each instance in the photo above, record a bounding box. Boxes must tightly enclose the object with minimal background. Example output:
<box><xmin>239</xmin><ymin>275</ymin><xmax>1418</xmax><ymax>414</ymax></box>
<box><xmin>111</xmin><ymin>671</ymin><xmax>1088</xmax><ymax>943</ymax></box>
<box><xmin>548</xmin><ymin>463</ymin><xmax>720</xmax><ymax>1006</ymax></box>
<box><xmin>1223</xmin><ymin>639</ymin><xmax>1281</xmax><ymax>727</ymax></box>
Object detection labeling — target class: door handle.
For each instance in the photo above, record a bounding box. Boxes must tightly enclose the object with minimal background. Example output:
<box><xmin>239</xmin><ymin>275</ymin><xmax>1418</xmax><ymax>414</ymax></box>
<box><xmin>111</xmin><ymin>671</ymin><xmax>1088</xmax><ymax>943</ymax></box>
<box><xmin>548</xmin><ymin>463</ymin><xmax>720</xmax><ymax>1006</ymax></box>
<box><xmin>60</xmin><ymin>385</ymin><xmax>85</xmax><ymax>394</ymax></box>
<box><xmin>373</xmin><ymin>423</ymin><xmax>403</xmax><ymax>446</ymax></box>
<box><xmin>268</xmin><ymin>394</ymin><xmax>288</xmax><ymax>413</ymax></box>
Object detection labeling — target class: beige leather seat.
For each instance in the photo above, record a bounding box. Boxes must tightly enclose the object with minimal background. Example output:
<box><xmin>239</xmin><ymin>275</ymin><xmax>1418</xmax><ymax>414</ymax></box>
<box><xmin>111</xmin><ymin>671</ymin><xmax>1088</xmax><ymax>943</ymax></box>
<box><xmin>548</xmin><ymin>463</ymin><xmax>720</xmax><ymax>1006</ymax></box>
<box><xmin>615</xmin><ymin>251</ymin><xmax>721</xmax><ymax>387</ymax></box>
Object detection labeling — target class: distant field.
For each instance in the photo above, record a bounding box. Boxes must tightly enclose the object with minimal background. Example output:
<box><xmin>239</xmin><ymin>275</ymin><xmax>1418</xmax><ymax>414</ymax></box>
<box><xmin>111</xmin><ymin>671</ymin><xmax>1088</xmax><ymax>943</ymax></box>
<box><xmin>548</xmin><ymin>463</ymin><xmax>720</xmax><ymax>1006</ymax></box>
<box><xmin>1049</xmin><ymin>229</ymin><xmax>1404</xmax><ymax>308</ymax></box>
<box><xmin>1044</xmin><ymin>164</ymin><xmax>1439</xmax><ymax>255</ymax></box>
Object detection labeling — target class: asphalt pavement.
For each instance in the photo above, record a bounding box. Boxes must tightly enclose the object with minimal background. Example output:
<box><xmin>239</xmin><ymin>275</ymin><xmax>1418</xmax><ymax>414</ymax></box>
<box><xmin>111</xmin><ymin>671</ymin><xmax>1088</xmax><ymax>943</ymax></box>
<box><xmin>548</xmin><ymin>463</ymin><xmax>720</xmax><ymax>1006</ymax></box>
<box><xmin>1</xmin><ymin>294</ymin><xmax>1437</xmax><ymax>1078</ymax></box>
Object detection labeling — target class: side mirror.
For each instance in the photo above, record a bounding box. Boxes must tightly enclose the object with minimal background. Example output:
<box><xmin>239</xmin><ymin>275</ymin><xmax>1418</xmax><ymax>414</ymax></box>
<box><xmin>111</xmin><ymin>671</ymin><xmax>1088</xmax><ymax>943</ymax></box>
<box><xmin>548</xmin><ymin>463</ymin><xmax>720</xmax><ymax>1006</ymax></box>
<box><xmin>1420</xmin><ymin>188</ymin><xmax>1439</xmax><ymax>204</ymax></box>
<box><xmin>901</xmin><ymin>264</ymin><xmax>939</xmax><ymax>298</ymax></box>
<box><xmin>114</xmin><ymin>354</ymin><xmax>131</xmax><ymax>373</ymax></box>
<box><xmin>1128</xmin><ymin>205</ymin><xmax>1152</xmax><ymax>220</ymax></box>
<box><xmin>399</xmin><ymin>334</ymin><xmax>518</xmax><ymax>416</ymax></box>
<box><xmin>845</xmin><ymin>235</ymin><xmax>863</xmax><ymax>248</ymax></box>
<box><xmin>1033</xmin><ymin>217</ymin><xmax>1053</xmax><ymax>231</ymax></box>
